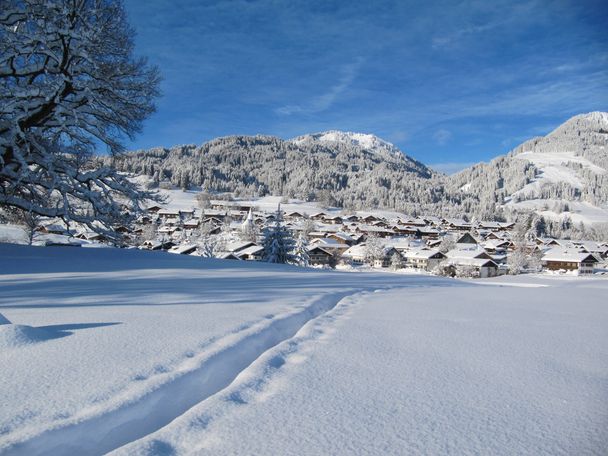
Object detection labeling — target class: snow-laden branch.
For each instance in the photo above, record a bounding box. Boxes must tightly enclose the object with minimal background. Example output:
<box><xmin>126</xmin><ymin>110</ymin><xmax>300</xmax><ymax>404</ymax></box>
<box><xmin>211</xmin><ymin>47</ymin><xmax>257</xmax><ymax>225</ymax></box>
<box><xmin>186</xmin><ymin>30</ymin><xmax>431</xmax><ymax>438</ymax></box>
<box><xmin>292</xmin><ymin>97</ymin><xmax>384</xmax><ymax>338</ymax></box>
<box><xmin>1</xmin><ymin>0</ymin><xmax>162</xmax><ymax>239</ymax></box>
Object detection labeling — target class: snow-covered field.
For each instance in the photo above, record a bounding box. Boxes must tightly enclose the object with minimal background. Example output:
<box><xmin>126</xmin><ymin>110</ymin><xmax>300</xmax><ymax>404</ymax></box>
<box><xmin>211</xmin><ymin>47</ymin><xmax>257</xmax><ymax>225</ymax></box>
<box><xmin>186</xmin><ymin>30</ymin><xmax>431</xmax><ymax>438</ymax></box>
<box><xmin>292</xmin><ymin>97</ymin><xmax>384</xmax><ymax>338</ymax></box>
<box><xmin>1</xmin><ymin>245</ymin><xmax>607</xmax><ymax>455</ymax></box>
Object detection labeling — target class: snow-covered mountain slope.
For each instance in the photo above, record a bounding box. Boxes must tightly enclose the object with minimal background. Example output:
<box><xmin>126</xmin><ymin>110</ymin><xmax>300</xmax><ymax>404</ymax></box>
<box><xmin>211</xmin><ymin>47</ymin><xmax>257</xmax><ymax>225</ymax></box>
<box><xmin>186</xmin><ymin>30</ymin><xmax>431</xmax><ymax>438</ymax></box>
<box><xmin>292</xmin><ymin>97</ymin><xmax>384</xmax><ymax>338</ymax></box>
<box><xmin>450</xmin><ymin>111</ymin><xmax>608</xmax><ymax>225</ymax></box>
<box><xmin>112</xmin><ymin>112</ymin><xmax>608</xmax><ymax>225</ymax></box>
<box><xmin>291</xmin><ymin>130</ymin><xmax>404</xmax><ymax>159</ymax></box>
<box><xmin>112</xmin><ymin>133</ymin><xmax>442</xmax><ymax>212</ymax></box>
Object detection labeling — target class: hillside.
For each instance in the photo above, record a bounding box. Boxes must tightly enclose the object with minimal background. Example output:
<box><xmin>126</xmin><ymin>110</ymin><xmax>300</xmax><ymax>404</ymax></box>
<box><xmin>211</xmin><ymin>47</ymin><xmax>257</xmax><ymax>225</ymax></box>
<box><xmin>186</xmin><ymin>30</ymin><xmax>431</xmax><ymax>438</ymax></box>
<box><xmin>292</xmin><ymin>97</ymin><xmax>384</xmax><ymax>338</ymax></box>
<box><xmin>450</xmin><ymin>112</ymin><xmax>608</xmax><ymax>224</ymax></box>
<box><xmin>112</xmin><ymin>112</ymin><xmax>608</xmax><ymax>225</ymax></box>
<box><xmin>112</xmin><ymin>133</ymin><xmax>448</xmax><ymax>212</ymax></box>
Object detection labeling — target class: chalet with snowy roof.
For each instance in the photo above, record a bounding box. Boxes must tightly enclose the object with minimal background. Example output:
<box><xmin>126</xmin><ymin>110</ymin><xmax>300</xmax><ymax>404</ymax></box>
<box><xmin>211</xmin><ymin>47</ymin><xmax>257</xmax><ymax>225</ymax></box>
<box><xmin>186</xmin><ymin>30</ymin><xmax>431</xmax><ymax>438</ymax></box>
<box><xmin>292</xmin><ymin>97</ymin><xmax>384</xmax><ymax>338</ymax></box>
<box><xmin>456</xmin><ymin>232</ymin><xmax>478</xmax><ymax>245</ymax></box>
<box><xmin>341</xmin><ymin>214</ymin><xmax>359</xmax><ymax>222</ymax></box>
<box><xmin>183</xmin><ymin>219</ymin><xmax>200</xmax><ymax>229</ymax></box>
<box><xmin>157</xmin><ymin>209</ymin><xmax>180</xmax><ymax>222</ymax></box>
<box><xmin>446</xmin><ymin>247</ymin><xmax>493</xmax><ymax>261</ymax></box>
<box><xmin>309</xmin><ymin>212</ymin><xmax>328</xmax><ymax>221</ymax></box>
<box><xmin>225</xmin><ymin>241</ymin><xmax>258</xmax><ymax>254</ymax></box>
<box><xmin>542</xmin><ymin>249</ymin><xmax>598</xmax><ymax>274</ymax></box>
<box><xmin>284</xmin><ymin>211</ymin><xmax>304</xmax><ymax>219</ymax></box>
<box><xmin>360</xmin><ymin>214</ymin><xmax>379</xmax><ymax>223</ymax></box>
<box><xmin>444</xmin><ymin>258</ymin><xmax>499</xmax><ymax>278</ymax></box>
<box><xmin>179</xmin><ymin>209</ymin><xmax>196</xmax><ymax>219</ymax></box>
<box><xmin>145</xmin><ymin>205</ymin><xmax>162</xmax><ymax>213</ymax></box>
<box><xmin>481</xmin><ymin>239</ymin><xmax>511</xmax><ymax>255</ymax></box>
<box><xmin>356</xmin><ymin>225</ymin><xmax>394</xmax><ymax>238</ymax></box>
<box><xmin>327</xmin><ymin>232</ymin><xmax>355</xmax><ymax>245</ymax></box>
<box><xmin>478</xmin><ymin>221</ymin><xmax>504</xmax><ymax>231</ymax></box>
<box><xmin>219</xmin><ymin>252</ymin><xmax>241</xmax><ymax>260</ymax></box>
<box><xmin>373</xmin><ymin>247</ymin><xmax>401</xmax><ymax>268</ymax></box>
<box><xmin>402</xmin><ymin>249</ymin><xmax>446</xmax><ymax>271</ymax></box>
<box><xmin>236</xmin><ymin>245</ymin><xmax>264</xmax><ymax>261</ymax></box>
<box><xmin>37</xmin><ymin>223</ymin><xmax>69</xmax><ymax>235</ymax></box>
<box><xmin>341</xmin><ymin>244</ymin><xmax>367</xmax><ymax>265</ymax></box>
<box><xmin>445</xmin><ymin>218</ymin><xmax>472</xmax><ymax>231</ymax></box>
<box><xmin>308</xmin><ymin>246</ymin><xmax>334</xmax><ymax>266</ymax></box>
<box><xmin>310</xmin><ymin>238</ymin><xmax>350</xmax><ymax>255</ymax></box>
<box><xmin>322</xmin><ymin>215</ymin><xmax>343</xmax><ymax>224</ymax></box>
<box><xmin>168</xmin><ymin>244</ymin><xmax>198</xmax><ymax>255</ymax></box>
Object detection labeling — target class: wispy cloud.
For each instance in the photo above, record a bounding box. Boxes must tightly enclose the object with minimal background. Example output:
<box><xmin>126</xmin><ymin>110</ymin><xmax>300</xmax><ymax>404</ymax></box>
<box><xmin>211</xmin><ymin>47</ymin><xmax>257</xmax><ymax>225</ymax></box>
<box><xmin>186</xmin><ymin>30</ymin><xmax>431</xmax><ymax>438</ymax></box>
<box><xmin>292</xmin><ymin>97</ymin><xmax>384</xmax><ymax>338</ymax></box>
<box><xmin>276</xmin><ymin>58</ymin><xmax>364</xmax><ymax>116</ymax></box>
<box><xmin>433</xmin><ymin>129</ymin><xmax>452</xmax><ymax>145</ymax></box>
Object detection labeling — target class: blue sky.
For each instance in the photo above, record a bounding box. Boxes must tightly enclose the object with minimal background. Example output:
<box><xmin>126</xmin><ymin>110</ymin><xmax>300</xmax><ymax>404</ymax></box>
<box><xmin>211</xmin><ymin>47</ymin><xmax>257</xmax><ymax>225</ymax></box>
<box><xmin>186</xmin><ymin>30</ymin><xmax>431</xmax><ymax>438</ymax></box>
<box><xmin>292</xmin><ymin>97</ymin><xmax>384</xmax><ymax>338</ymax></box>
<box><xmin>124</xmin><ymin>0</ymin><xmax>608</xmax><ymax>173</ymax></box>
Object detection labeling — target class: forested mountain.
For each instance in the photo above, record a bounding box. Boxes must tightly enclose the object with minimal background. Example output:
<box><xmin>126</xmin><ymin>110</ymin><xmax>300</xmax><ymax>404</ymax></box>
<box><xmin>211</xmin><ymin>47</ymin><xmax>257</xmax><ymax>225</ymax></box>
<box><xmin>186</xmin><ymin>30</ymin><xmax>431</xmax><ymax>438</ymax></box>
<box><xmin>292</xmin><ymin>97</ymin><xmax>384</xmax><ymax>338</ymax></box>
<box><xmin>111</xmin><ymin>133</ymin><xmax>452</xmax><ymax>212</ymax></box>
<box><xmin>111</xmin><ymin>112</ymin><xmax>608</xmax><ymax>223</ymax></box>
<box><xmin>450</xmin><ymin>112</ymin><xmax>608</xmax><ymax>222</ymax></box>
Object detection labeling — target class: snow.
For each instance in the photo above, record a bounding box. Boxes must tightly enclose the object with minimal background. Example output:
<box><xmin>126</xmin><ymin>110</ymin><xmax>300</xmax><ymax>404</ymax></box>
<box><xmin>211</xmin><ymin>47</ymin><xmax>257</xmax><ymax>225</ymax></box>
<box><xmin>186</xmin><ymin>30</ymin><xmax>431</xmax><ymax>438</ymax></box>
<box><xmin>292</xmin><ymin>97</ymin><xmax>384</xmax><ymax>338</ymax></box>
<box><xmin>512</xmin><ymin>150</ymin><xmax>605</xmax><ymax>199</ymax></box>
<box><xmin>1</xmin><ymin>245</ymin><xmax>607</xmax><ymax>454</ymax></box>
<box><xmin>507</xmin><ymin>199</ymin><xmax>608</xmax><ymax>225</ymax></box>
<box><xmin>115</xmin><ymin>276</ymin><xmax>608</xmax><ymax>456</ymax></box>
<box><xmin>291</xmin><ymin>130</ymin><xmax>404</xmax><ymax>158</ymax></box>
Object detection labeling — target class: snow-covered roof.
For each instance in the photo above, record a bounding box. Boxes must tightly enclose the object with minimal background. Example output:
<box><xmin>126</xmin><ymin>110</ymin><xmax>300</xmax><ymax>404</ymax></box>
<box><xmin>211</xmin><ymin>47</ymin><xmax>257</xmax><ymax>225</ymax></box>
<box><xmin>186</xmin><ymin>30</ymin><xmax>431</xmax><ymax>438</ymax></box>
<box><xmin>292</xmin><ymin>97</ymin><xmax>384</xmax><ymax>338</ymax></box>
<box><xmin>542</xmin><ymin>248</ymin><xmax>598</xmax><ymax>263</ymax></box>
<box><xmin>446</xmin><ymin>247</ymin><xmax>491</xmax><ymax>260</ymax></box>
<box><xmin>402</xmin><ymin>248</ymin><xmax>445</xmax><ymax>260</ymax></box>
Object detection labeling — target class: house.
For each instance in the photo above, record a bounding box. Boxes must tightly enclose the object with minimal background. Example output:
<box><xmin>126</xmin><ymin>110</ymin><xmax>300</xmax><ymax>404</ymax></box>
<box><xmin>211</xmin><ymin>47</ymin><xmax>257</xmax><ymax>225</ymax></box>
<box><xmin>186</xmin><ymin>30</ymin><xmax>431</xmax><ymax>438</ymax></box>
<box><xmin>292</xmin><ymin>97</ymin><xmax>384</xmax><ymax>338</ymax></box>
<box><xmin>308</xmin><ymin>246</ymin><xmax>334</xmax><ymax>267</ymax></box>
<box><xmin>236</xmin><ymin>245</ymin><xmax>264</xmax><ymax>261</ymax></box>
<box><xmin>373</xmin><ymin>247</ymin><xmax>400</xmax><ymax>268</ymax></box>
<box><xmin>446</xmin><ymin>247</ymin><xmax>493</xmax><ymax>261</ymax></box>
<box><xmin>310</xmin><ymin>238</ymin><xmax>350</xmax><ymax>255</ymax></box>
<box><xmin>542</xmin><ymin>249</ymin><xmax>598</xmax><ymax>274</ymax></box>
<box><xmin>179</xmin><ymin>209</ymin><xmax>196</xmax><ymax>220</ymax></box>
<box><xmin>145</xmin><ymin>205</ymin><xmax>162</xmax><ymax>213</ymax></box>
<box><xmin>323</xmin><ymin>215</ymin><xmax>343</xmax><ymax>225</ymax></box>
<box><xmin>402</xmin><ymin>249</ymin><xmax>446</xmax><ymax>271</ymax></box>
<box><xmin>168</xmin><ymin>244</ymin><xmax>198</xmax><ymax>255</ymax></box>
<box><xmin>310</xmin><ymin>212</ymin><xmax>328</xmax><ymax>221</ymax></box>
<box><xmin>327</xmin><ymin>232</ymin><xmax>355</xmax><ymax>246</ymax></box>
<box><xmin>157</xmin><ymin>209</ymin><xmax>180</xmax><ymax>222</ymax></box>
<box><xmin>481</xmin><ymin>239</ymin><xmax>511</xmax><ymax>255</ymax></box>
<box><xmin>341</xmin><ymin>244</ymin><xmax>367</xmax><ymax>265</ymax></box>
<box><xmin>445</xmin><ymin>218</ymin><xmax>472</xmax><ymax>231</ymax></box>
<box><xmin>37</xmin><ymin>223</ymin><xmax>69</xmax><ymax>235</ymax></box>
<box><xmin>445</xmin><ymin>257</ymin><xmax>499</xmax><ymax>278</ymax></box>
<box><xmin>456</xmin><ymin>232</ymin><xmax>478</xmax><ymax>246</ymax></box>
<box><xmin>219</xmin><ymin>252</ymin><xmax>241</xmax><ymax>260</ymax></box>
<box><xmin>225</xmin><ymin>241</ymin><xmax>258</xmax><ymax>255</ymax></box>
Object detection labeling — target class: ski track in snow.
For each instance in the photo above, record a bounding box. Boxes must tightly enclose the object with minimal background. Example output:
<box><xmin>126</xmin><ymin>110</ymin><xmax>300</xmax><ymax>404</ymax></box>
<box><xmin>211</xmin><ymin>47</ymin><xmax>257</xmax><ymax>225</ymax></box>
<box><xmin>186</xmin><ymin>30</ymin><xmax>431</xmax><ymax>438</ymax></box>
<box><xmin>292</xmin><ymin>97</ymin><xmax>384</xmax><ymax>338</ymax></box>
<box><xmin>1</xmin><ymin>287</ymin><xmax>391</xmax><ymax>455</ymax></box>
<box><xmin>111</xmin><ymin>289</ymin><xmax>380</xmax><ymax>455</ymax></box>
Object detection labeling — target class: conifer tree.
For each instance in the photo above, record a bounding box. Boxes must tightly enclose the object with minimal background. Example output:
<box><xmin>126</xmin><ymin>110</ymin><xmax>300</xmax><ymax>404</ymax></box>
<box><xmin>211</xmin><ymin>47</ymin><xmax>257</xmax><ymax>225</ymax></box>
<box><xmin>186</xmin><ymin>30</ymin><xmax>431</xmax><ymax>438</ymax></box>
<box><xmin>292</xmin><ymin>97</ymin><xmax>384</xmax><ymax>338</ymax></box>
<box><xmin>262</xmin><ymin>205</ymin><xmax>295</xmax><ymax>264</ymax></box>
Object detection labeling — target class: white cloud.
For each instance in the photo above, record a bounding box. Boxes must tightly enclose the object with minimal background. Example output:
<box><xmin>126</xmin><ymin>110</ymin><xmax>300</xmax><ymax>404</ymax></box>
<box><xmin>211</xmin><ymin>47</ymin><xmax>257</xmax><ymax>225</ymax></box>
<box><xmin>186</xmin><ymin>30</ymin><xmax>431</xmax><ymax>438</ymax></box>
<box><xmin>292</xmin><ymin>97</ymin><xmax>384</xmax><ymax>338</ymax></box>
<box><xmin>275</xmin><ymin>58</ymin><xmax>364</xmax><ymax>116</ymax></box>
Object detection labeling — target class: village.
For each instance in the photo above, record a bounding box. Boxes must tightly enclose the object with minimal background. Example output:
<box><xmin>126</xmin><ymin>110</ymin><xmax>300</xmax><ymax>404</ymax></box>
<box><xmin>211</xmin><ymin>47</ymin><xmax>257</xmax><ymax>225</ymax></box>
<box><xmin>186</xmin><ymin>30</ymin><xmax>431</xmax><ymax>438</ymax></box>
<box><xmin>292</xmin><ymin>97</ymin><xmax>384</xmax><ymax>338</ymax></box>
<box><xmin>31</xmin><ymin>193</ymin><xmax>605</xmax><ymax>278</ymax></box>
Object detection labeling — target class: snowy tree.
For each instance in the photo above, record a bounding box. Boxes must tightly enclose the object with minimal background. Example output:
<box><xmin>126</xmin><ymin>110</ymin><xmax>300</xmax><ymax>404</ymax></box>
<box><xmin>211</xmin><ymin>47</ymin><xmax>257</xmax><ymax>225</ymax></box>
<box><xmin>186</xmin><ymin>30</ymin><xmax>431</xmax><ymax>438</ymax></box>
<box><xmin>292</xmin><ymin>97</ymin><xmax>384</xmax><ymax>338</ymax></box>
<box><xmin>196</xmin><ymin>191</ymin><xmax>212</xmax><ymax>210</ymax></box>
<box><xmin>438</xmin><ymin>234</ymin><xmax>457</xmax><ymax>253</ymax></box>
<box><xmin>0</xmin><ymin>0</ymin><xmax>161</xmax><ymax>240</ymax></box>
<box><xmin>390</xmin><ymin>251</ymin><xmax>404</xmax><ymax>270</ymax></box>
<box><xmin>262</xmin><ymin>206</ymin><xmax>295</xmax><ymax>264</ymax></box>
<box><xmin>294</xmin><ymin>233</ymin><xmax>310</xmax><ymax>267</ymax></box>
<box><xmin>137</xmin><ymin>223</ymin><xmax>157</xmax><ymax>244</ymax></box>
<box><xmin>364</xmin><ymin>234</ymin><xmax>384</xmax><ymax>265</ymax></box>
<box><xmin>198</xmin><ymin>234</ymin><xmax>224</xmax><ymax>258</ymax></box>
<box><xmin>4</xmin><ymin>207</ymin><xmax>41</xmax><ymax>245</ymax></box>
<box><xmin>300</xmin><ymin>218</ymin><xmax>317</xmax><ymax>238</ymax></box>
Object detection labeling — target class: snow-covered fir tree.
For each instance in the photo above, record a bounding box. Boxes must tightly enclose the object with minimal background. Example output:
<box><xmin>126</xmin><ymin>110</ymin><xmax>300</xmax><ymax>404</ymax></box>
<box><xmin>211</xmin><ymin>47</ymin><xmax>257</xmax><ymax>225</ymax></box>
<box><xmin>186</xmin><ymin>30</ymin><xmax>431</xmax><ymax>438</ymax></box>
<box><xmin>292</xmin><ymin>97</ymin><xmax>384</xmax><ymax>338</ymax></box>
<box><xmin>294</xmin><ymin>233</ymin><xmax>310</xmax><ymax>267</ymax></box>
<box><xmin>262</xmin><ymin>206</ymin><xmax>296</xmax><ymax>264</ymax></box>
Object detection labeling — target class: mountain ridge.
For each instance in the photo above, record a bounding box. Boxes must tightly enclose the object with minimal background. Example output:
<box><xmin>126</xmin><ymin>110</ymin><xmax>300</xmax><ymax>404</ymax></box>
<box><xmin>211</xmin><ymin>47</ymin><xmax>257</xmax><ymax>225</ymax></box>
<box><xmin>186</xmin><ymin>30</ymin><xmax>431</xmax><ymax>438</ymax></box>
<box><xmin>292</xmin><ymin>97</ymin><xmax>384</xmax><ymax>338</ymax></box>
<box><xmin>112</xmin><ymin>112</ymin><xmax>608</xmax><ymax>225</ymax></box>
